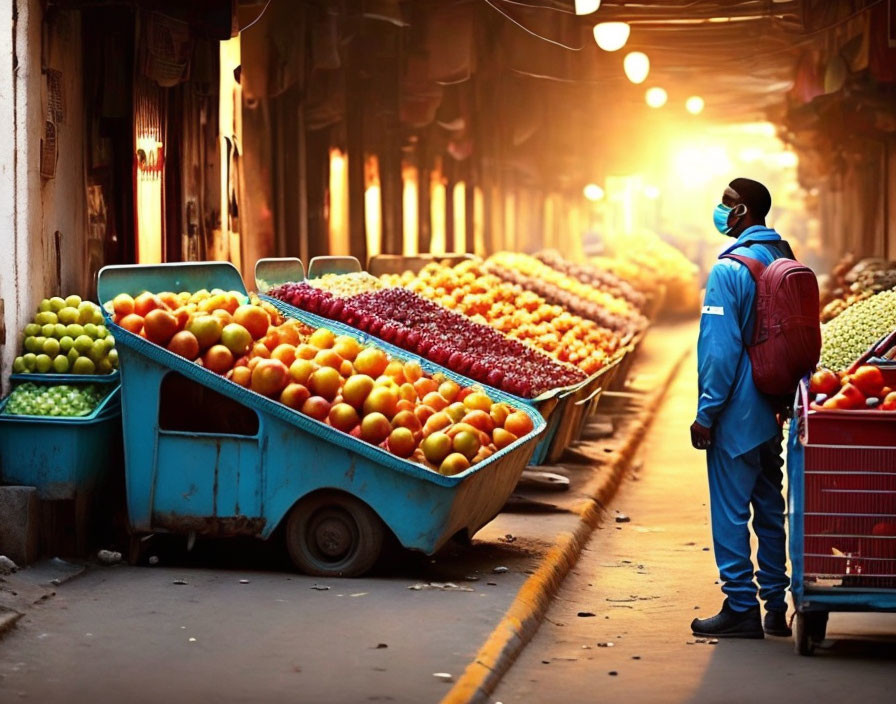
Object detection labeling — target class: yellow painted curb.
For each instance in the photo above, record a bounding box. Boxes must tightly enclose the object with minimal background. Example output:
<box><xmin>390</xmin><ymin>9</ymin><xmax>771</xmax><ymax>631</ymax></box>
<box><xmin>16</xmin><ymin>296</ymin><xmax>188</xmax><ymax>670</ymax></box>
<box><xmin>441</xmin><ymin>347</ymin><xmax>690</xmax><ymax>704</ymax></box>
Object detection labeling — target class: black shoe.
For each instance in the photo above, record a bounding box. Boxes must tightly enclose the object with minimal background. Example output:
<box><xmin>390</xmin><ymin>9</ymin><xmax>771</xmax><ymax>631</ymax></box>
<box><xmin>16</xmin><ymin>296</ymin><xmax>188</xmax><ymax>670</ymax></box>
<box><xmin>763</xmin><ymin>609</ymin><xmax>792</xmax><ymax>637</ymax></box>
<box><xmin>691</xmin><ymin>600</ymin><xmax>764</xmax><ymax>639</ymax></box>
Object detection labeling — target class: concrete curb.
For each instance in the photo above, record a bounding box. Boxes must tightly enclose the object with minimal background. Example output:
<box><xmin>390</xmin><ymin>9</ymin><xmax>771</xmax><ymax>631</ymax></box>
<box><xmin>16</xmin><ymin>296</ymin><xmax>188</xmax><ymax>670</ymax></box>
<box><xmin>441</xmin><ymin>347</ymin><xmax>691</xmax><ymax>704</ymax></box>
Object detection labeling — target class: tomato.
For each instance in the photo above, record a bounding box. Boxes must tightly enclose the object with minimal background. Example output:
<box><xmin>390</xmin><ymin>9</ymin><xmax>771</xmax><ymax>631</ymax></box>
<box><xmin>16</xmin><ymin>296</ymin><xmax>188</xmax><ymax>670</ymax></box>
<box><xmin>850</xmin><ymin>365</ymin><xmax>885</xmax><ymax>398</ymax></box>
<box><xmin>809</xmin><ymin>368</ymin><xmax>840</xmax><ymax>396</ymax></box>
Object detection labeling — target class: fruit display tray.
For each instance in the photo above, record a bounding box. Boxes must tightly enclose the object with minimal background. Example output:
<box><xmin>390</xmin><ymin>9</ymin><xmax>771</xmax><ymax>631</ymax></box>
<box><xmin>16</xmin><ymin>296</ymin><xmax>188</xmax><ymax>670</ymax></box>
<box><xmin>798</xmin><ymin>378</ymin><xmax>896</xmax><ymax>448</ymax></box>
<box><xmin>367</xmin><ymin>254</ymin><xmax>476</xmax><ymax>277</ymax></box>
<box><xmin>0</xmin><ymin>384</ymin><xmax>122</xmax><ymax>500</ymax></box>
<box><xmin>259</xmin><ymin>294</ymin><xmax>582</xmax><ymax>465</ymax></box>
<box><xmin>254</xmin><ymin>257</ymin><xmax>305</xmax><ymax>294</ymax></box>
<box><xmin>96</xmin><ymin>262</ymin><xmax>547</xmax><ymax>556</ymax></box>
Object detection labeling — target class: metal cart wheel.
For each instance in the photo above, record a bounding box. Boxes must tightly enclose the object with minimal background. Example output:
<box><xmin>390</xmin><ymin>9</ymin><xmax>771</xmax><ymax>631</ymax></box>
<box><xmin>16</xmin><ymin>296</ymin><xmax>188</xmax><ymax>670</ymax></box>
<box><xmin>794</xmin><ymin>611</ymin><xmax>828</xmax><ymax>656</ymax></box>
<box><xmin>285</xmin><ymin>492</ymin><xmax>384</xmax><ymax>577</ymax></box>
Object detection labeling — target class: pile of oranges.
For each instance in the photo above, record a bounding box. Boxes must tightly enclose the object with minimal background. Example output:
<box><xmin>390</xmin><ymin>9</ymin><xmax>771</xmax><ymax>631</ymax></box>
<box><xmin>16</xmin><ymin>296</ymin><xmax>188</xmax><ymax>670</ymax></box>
<box><xmin>383</xmin><ymin>261</ymin><xmax>621</xmax><ymax>375</ymax></box>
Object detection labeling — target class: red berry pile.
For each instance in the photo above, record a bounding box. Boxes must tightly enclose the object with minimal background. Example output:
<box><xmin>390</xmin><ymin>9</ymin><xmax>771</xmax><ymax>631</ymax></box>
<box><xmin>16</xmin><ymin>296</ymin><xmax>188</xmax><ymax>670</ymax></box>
<box><xmin>267</xmin><ymin>283</ymin><xmax>586</xmax><ymax>398</ymax></box>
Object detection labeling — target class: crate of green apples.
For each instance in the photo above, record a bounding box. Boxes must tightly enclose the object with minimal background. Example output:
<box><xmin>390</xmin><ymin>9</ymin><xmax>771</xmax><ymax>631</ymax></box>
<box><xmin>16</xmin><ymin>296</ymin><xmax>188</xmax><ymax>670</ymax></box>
<box><xmin>1</xmin><ymin>382</ymin><xmax>113</xmax><ymax>418</ymax></box>
<box><xmin>11</xmin><ymin>295</ymin><xmax>118</xmax><ymax>379</ymax></box>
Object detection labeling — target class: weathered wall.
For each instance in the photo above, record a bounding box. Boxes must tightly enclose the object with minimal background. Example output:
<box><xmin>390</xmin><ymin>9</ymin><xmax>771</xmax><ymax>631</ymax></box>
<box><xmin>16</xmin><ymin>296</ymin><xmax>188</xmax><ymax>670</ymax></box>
<box><xmin>0</xmin><ymin>0</ymin><xmax>85</xmax><ymax>390</ymax></box>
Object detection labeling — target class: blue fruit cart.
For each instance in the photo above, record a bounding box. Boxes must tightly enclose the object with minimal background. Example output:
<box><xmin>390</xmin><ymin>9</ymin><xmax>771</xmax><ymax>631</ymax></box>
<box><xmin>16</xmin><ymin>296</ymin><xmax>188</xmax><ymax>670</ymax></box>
<box><xmin>97</xmin><ymin>262</ymin><xmax>545</xmax><ymax>577</ymax></box>
<box><xmin>788</xmin><ymin>379</ymin><xmax>896</xmax><ymax>655</ymax></box>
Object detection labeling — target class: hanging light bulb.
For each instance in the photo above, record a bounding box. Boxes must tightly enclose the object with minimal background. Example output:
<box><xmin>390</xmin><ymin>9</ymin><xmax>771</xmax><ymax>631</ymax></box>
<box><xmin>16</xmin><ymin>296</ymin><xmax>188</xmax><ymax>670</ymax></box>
<box><xmin>645</xmin><ymin>87</ymin><xmax>668</xmax><ymax>108</ymax></box>
<box><xmin>593</xmin><ymin>22</ymin><xmax>630</xmax><ymax>52</ymax></box>
<box><xmin>623</xmin><ymin>51</ymin><xmax>650</xmax><ymax>84</ymax></box>
<box><xmin>583</xmin><ymin>183</ymin><xmax>605</xmax><ymax>202</ymax></box>
<box><xmin>686</xmin><ymin>95</ymin><xmax>705</xmax><ymax>115</ymax></box>
<box><xmin>575</xmin><ymin>0</ymin><xmax>601</xmax><ymax>15</ymax></box>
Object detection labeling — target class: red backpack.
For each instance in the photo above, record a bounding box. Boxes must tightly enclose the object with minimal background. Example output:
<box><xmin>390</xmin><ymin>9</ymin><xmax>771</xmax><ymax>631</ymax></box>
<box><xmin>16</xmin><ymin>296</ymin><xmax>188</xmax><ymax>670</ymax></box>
<box><xmin>722</xmin><ymin>243</ymin><xmax>821</xmax><ymax>397</ymax></box>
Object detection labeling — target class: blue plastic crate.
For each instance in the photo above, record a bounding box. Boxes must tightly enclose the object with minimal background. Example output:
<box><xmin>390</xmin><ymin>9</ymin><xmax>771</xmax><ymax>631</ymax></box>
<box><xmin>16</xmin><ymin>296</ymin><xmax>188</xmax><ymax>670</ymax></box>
<box><xmin>0</xmin><ymin>383</ymin><xmax>122</xmax><ymax>500</ymax></box>
<box><xmin>10</xmin><ymin>371</ymin><xmax>120</xmax><ymax>384</ymax></box>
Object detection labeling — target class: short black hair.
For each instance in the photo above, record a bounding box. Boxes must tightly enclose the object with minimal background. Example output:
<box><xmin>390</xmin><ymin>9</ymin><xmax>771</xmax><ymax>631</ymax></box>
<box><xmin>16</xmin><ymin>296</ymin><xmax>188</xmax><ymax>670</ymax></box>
<box><xmin>729</xmin><ymin>177</ymin><xmax>771</xmax><ymax>219</ymax></box>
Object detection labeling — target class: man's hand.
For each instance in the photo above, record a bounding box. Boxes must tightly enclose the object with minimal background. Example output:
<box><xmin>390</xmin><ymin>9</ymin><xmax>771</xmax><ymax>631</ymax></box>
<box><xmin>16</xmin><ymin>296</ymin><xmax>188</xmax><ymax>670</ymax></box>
<box><xmin>690</xmin><ymin>420</ymin><xmax>712</xmax><ymax>450</ymax></box>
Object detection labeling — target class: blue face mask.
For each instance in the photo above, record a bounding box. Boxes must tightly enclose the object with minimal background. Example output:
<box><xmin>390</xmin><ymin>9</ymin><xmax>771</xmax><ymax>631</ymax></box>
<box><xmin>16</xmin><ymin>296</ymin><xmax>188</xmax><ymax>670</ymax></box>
<box><xmin>713</xmin><ymin>203</ymin><xmax>734</xmax><ymax>235</ymax></box>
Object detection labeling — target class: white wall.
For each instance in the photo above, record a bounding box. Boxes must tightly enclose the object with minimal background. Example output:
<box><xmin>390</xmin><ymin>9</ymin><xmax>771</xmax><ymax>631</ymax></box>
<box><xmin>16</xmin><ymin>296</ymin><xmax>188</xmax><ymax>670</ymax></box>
<box><xmin>0</xmin><ymin>0</ymin><xmax>85</xmax><ymax>391</ymax></box>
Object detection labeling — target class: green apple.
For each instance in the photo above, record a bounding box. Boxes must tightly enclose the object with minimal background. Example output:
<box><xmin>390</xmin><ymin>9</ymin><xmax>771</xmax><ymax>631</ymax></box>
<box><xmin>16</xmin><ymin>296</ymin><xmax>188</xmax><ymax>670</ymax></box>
<box><xmin>42</xmin><ymin>338</ymin><xmax>61</xmax><ymax>357</ymax></box>
<box><xmin>65</xmin><ymin>323</ymin><xmax>84</xmax><ymax>338</ymax></box>
<box><xmin>66</xmin><ymin>348</ymin><xmax>80</xmax><ymax>364</ymax></box>
<box><xmin>96</xmin><ymin>325</ymin><xmax>108</xmax><ymax>339</ymax></box>
<box><xmin>74</xmin><ymin>335</ymin><xmax>94</xmax><ymax>354</ymax></box>
<box><xmin>49</xmin><ymin>296</ymin><xmax>66</xmax><ymax>312</ymax></box>
<box><xmin>91</xmin><ymin>310</ymin><xmax>104</xmax><ymax>326</ymax></box>
<box><xmin>12</xmin><ymin>357</ymin><xmax>26</xmax><ymax>373</ymax></box>
<box><xmin>24</xmin><ymin>336</ymin><xmax>40</xmax><ymax>353</ymax></box>
<box><xmin>41</xmin><ymin>323</ymin><xmax>55</xmax><ymax>337</ymax></box>
<box><xmin>72</xmin><ymin>357</ymin><xmax>95</xmax><ymax>375</ymax></box>
<box><xmin>23</xmin><ymin>323</ymin><xmax>41</xmax><ymax>337</ymax></box>
<box><xmin>22</xmin><ymin>353</ymin><xmax>37</xmax><ymax>371</ymax></box>
<box><xmin>88</xmin><ymin>339</ymin><xmax>107</xmax><ymax>363</ymax></box>
<box><xmin>35</xmin><ymin>311</ymin><xmax>58</xmax><ymax>325</ymax></box>
<box><xmin>96</xmin><ymin>357</ymin><xmax>113</xmax><ymax>374</ymax></box>
<box><xmin>59</xmin><ymin>335</ymin><xmax>74</xmax><ymax>353</ymax></box>
<box><xmin>83</xmin><ymin>323</ymin><xmax>98</xmax><ymax>339</ymax></box>
<box><xmin>57</xmin><ymin>306</ymin><xmax>80</xmax><ymax>325</ymax></box>
<box><xmin>53</xmin><ymin>355</ymin><xmax>70</xmax><ymax>373</ymax></box>
<box><xmin>107</xmin><ymin>349</ymin><xmax>119</xmax><ymax>368</ymax></box>
<box><xmin>78</xmin><ymin>301</ymin><xmax>96</xmax><ymax>324</ymax></box>
<box><xmin>38</xmin><ymin>298</ymin><xmax>52</xmax><ymax>313</ymax></box>
<box><xmin>54</xmin><ymin>323</ymin><xmax>67</xmax><ymax>338</ymax></box>
<box><xmin>35</xmin><ymin>354</ymin><xmax>52</xmax><ymax>373</ymax></box>
<box><xmin>65</xmin><ymin>294</ymin><xmax>82</xmax><ymax>308</ymax></box>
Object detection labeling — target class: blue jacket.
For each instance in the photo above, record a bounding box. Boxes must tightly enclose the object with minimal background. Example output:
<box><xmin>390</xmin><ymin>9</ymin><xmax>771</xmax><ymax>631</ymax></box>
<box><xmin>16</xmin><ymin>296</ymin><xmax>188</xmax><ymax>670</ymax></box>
<box><xmin>696</xmin><ymin>226</ymin><xmax>785</xmax><ymax>458</ymax></box>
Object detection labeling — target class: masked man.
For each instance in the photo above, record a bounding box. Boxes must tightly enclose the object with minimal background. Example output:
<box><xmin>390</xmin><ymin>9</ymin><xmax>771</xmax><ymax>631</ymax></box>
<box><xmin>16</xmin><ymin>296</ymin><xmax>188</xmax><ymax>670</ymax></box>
<box><xmin>690</xmin><ymin>178</ymin><xmax>792</xmax><ymax>639</ymax></box>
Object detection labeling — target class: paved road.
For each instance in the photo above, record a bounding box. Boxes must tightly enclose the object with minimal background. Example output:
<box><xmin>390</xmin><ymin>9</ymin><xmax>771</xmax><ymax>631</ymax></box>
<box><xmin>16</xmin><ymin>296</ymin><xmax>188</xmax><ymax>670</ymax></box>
<box><xmin>494</xmin><ymin>350</ymin><xmax>896</xmax><ymax>704</ymax></box>
<box><xmin>0</xmin><ymin>537</ymin><xmax>538</xmax><ymax>704</ymax></box>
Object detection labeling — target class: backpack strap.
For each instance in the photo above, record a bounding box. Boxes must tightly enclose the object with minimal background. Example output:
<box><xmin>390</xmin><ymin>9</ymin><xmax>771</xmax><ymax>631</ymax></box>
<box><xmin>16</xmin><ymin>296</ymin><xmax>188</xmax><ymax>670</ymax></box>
<box><xmin>721</xmin><ymin>253</ymin><xmax>765</xmax><ymax>281</ymax></box>
<box><xmin>738</xmin><ymin>239</ymin><xmax>796</xmax><ymax>260</ymax></box>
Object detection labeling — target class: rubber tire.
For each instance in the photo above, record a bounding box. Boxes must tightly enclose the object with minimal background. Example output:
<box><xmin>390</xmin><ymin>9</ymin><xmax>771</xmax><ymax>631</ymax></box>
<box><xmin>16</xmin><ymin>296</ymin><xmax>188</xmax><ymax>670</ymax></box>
<box><xmin>794</xmin><ymin>611</ymin><xmax>828</xmax><ymax>656</ymax></box>
<box><xmin>285</xmin><ymin>492</ymin><xmax>385</xmax><ymax>577</ymax></box>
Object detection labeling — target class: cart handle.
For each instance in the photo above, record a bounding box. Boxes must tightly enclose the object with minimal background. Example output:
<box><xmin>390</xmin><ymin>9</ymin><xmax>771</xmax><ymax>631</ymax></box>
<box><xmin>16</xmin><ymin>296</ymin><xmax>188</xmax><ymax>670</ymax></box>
<box><xmin>575</xmin><ymin>385</ymin><xmax>604</xmax><ymax>406</ymax></box>
<box><xmin>797</xmin><ymin>377</ymin><xmax>810</xmax><ymax>445</ymax></box>
<box><xmin>847</xmin><ymin>329</ymin><xmax>896</xmax><ymax>373</ymax></box>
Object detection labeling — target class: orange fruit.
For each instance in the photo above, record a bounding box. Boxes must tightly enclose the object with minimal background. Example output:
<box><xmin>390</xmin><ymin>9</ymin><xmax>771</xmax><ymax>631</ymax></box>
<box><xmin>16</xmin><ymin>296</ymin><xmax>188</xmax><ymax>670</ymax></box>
<box><xmin>167</xmin><ymin>330</ymin><xmax>199</xmax><ymax>359</ymax></box>
<box><xmin>309</xmin><ymin>366</ymin><xmax>342</xmax><ymax>402</ymax></box>
<box><xmin>112</xmin><ymin>293</ymin><xmax>135</xmax><ymax>317</ymax></box>
<box><xmin>250</xmin><ymin>358</ymin><xmax>290</xmax><ymax>397</ymax></box>
<box><xmin>134</xmin><ymin>292</ymin><xmax>163</xmax><ymax>317</ymax></box>
<box><xmin>119</xmin><ymin>313</ymin><xmax>145</xmax><ymax>335</ymax></box>
<box><xmin>271</xmin><ymin>344</ymin><xmax>297</xmax><ymax>367</ymax></box>
<box><xmin>309</xmin><ymin>328</ymin><xmax>336</xmax><ymax>349</ymax></box>
<box><xmin>314</xmin><ymin>348</ymin><xmax>344</xmax><ymax>370</ymax></box>
<box><xmin>504</xmin><ymin>410</ymin><xmax>534</xmax><ymax>438</ymax></box>
<box><xmin>387</xmin><ymin>427</ymin><xmax>416</xmax><ymax>458</ymax></box>
<box><xmin>233</xmin><ymin>305</ymin><xmax>271</xmax><ymax>340</ymax></box>
<box><xmin>203</xmin><ymin>344</ymin><xmax>234</xmax><ymax>374</ymax></box>
<box><xmin>280</xmin><ymin>383</ymin><xmax>311</xmax><ymax>410</ymax></box>
<box><xmin>144</xmin><ymin>309</ymin><xmax>179</xmax><ymax>345</ymax></box>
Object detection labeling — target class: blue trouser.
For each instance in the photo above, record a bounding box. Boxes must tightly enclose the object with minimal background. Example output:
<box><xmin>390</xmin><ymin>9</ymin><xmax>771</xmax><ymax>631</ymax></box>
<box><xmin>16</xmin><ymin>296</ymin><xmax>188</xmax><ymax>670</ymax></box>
<box><xmin>706</xmin><ymin>431</ymin><xmax>789</xmax><ymax>612</ymax></box>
